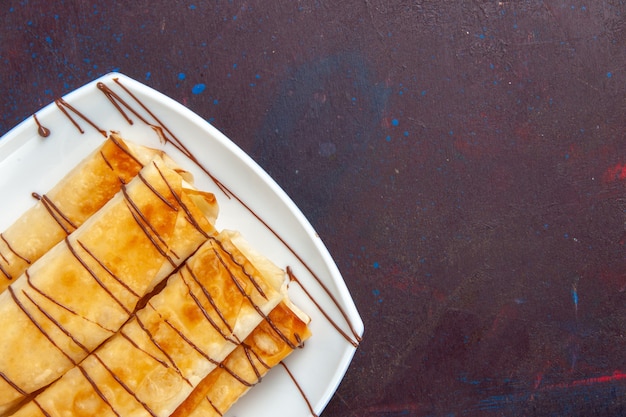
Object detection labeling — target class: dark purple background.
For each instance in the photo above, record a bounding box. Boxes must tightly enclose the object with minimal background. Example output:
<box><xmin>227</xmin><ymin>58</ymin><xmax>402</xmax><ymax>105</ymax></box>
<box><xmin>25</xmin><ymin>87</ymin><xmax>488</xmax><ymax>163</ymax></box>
<box><xmin>3</xmin><ymin>1</ymin><xmax>626</xmax><ymax>416</ymax></box>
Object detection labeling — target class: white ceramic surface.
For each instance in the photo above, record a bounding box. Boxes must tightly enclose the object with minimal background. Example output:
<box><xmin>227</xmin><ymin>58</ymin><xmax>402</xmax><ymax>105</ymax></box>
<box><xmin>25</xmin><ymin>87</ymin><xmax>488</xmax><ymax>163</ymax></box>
<box><xmin>0</xmin><ymin>73</ymin><xmax>364</xmax><ymax>417</ymax></box>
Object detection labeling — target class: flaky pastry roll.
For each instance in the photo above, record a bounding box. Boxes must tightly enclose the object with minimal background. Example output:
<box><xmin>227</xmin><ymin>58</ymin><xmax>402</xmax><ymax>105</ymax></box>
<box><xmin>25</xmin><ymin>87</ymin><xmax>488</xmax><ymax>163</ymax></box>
<box><xmin>0</xmin><ymin>155</ymin><xmax>217</xmax><ymax>415</ymax></box>
<box><xmin>172</xmin><ymin>300</ymin><xmax>311</xmax><ymax>417</ymax></box>
<box><xmin>0</xmin><ymin>134</ymin><xmax>184</xmax><ymax>293</ymax></box>
<box><xmin>9</xmin><ymin>231</ymin><xmax>288</xmax><ymax>417</ymax></box>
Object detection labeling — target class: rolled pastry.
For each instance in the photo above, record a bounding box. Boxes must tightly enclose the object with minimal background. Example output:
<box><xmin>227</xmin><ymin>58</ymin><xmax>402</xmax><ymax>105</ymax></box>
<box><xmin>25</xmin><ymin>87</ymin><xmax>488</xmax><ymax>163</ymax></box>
<box><xmin>171</xmin><ymin>300</ymin><xmax>312</xmax><ymax>417</ymax></box>
<box><xmin>0</xmin><ymin>134</ymin><xmax>180</xmax><ymax>292</ymax></box>
<box><xmin>0</xmin><ymin>156</ymin><xmax>217</xmax><ymax>415</ymax></box>
<box><xmin>8</xmin><ymin>231</ymin><xmax>287</xmax><ymax>417</ymax></box>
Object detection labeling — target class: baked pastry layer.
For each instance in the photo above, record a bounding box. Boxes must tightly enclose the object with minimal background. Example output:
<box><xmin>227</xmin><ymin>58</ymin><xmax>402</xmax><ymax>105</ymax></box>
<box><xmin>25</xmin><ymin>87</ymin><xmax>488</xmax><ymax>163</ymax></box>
<box><xmin>172</xmin><ymin>301</ymin><xmax>311</xmax><ymax>417</ymax></box>
<box><xmin>0</xmin><ymin>134</ymin><xmax>177</xmax><ymax>292</ymax></box>
<box><xmin>8</xmin><ymin>231</ymin><xmax>286</xmax><ymax>417</ymax></box>
<box><xmin>0</xmin><ymin>155</ymin><xmax>217</xmax><ymax>415</ymax></box>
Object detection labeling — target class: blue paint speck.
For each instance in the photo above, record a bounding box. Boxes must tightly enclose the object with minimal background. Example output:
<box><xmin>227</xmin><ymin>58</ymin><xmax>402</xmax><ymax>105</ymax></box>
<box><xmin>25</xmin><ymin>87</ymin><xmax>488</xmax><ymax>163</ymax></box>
<box><xmin>607</xmin><ymin>71</ymin><xmax>613</xmax><ymax>78</ymax></box>
<box><xmin>385</xmin><ymin>135</ymin><xmax>391</xmax><ymax>142</ymax></box>
<box><xmin>373</xmin><ymin>262</ymin><xmax>380</xmax><ymax>269</ymax></box>
<box><xmin>571</xmin><ymin>287</ymin><xmax>579</xmax><ymax>306</ymax></box>
<box><xmin>404</xmin><ymin>131</ymin><xmax>409</xmax><ymax>137</ymax></box>
<box><xmin>45</xmin><ymin>36</ymin><xmax>52</xmax><ymax>44</ymax></box>
<box><xmin>192</xmin><ymin>83</ymin><xmax>206</xmax><ymax>94</ymax></box>
<box><xmin>213</xmin><ymin>99</ymin><xmax>219</xmax><ymax>105</ymax></box>
<box><xmin>189</xmin><ymin>4</ymin><xmax>196</xmax><ymax>9</ymax></box>
<box><xmin>391</xmin><ymin>119</ymin><xmax>399</xmax><ymax>126</ymax></box>
<box><xmin>145</xmin><ymin>72</ymin><xmax>151</xmax><ymax>80</ymax></box>
<box><xmin>178</xmin><ymin>72</ymin><xmax>186</xmax><ymax>80</ymax></box>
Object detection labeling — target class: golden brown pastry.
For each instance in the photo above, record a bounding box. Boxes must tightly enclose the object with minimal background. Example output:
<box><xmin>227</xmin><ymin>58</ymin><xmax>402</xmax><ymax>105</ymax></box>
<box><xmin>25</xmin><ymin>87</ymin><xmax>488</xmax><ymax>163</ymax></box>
<box><xmin>171</xmin><ymin>301</ymin><xmax>311</xmax><ymax>417</ymax></box>
<box><xmin>0</xmin><ymin>156</ymin><xmax>217</xmax><ymax>415</ymax></box>
<box><xmin>8</xmin><ymin>231</ymin><xmax>288</xmax><ymax>417</ymax></box>
<box><xmin>0</xmin><ymin>134</ymin><xmax>179</xmax><ymax>293</ymax></box>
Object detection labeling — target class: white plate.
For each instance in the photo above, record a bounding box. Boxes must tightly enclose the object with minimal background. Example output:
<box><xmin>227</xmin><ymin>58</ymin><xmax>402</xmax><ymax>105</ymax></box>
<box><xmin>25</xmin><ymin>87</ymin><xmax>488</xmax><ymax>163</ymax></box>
<box><xmin>0</xmin><ymin>73</ymin><xmax>363</xmax><ymax>416</ymax></box>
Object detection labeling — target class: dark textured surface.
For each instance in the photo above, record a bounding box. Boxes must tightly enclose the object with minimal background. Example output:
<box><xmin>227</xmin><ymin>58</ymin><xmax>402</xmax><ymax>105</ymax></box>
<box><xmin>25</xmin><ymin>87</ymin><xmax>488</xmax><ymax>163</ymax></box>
<box><xmin>3</xmin><ymin>1</ymin><xmax>626</xmax><ymax>416</ymax></box>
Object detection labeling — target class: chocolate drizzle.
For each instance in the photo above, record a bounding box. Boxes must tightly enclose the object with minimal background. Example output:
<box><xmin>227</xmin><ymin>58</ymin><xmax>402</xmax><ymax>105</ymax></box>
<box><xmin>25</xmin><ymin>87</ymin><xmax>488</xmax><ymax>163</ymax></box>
<box><xmin>153</xmin><ymin>162</ymin><xmax>209</xmax><ymax>237</ymax></box>
<box><xmin>64</xmin><ymin>238</ymin><xmax>131</xmax><ymax>315</ymax></box>
<box><xmin>287</xmin><ymin>267</ymin><xmax>360</xmax><ymax>348</ymax></box>
<box><xmin>206</xmin><ymin>397</ymin><xmax>224</xmax><ymax>416</ymax></box>
<box><xmin>1</xmin><ymin>233</ymin><xmax>31</xmax><ymax>265</ymax></box>
<box><xmin>25</xmin><ymin>270</ymin><xmax>117</xmax><ymax>333</ymax></box>
<box><xmin>120</xmin><ymin>184</ymin><xmax>179</xmax><ymax>268</ymax></box>
<box><xmin>33</xmin><ymin>114</ymin><xmax>50</xmax><ymax>137</ymax></box>
<box><xmin>96</xmin><ymin>82</ymin><xmax>134</xmax><ymax>126</ymax></box>
<box><xmin>0</xmin><ymin>263</ymin><xmax>11</xmax><ymax>281</ymax></box>
<box><xmin>104</xmin><ymin>79</ymin><xmax>231</xmax><ymax>196</ymax></box>
<box><xmin>21</xmin><ymin>290</ymin><xmax>90</xmax><ymax>354</ymax></box>
<box><xmin>210</xmin><ymin>239</ymin><xmax>304</xmax><ymax>347</ymax></box>
<box><xmin>31</xmin><ymin>193</ymin><xmax>78</xmax><ymax>235</ymax></box>
<box><xmin>77</xmin><ymin>240</ymin><xmax>141</xmax><ymax>298</ymax></box>
<box><xmin>0</xmin><ymin>232</ymin><xmax>23</xmax><ymax>280</ymax></box>
<box><xmin>162</xmin><ymin>316</ymin><xmax>222</xmax><ymax>367</ymax></box>
<box><xmin>240</xmin><ymin>343</ymin><xmax>268</xmax><ymax>382</ymax></box>
<box><xmin>8</xmin><ymin>286</ymin><xmax>76</xmax><ymax>365</ymax></box>
<box><xmin>108</xmin><ymin>132</ymin><xmax>145</xmax><ymax>167</ymax></box>
<box><xmin>134</xmin><ymin>313</ymin><xmax>194</xmax><ymax>387</ymax></box>
<box><xmin>92</xmin><ymin>353</ymin><xmax>159</xmax><ymax>417</ymax></box>
<box><xmin>0</xmin><ymin>371</ymin><xmax>26</xmax><ymax>396</ymax></box>
<box><xmin>211</xmin><ymin>238</ymin><xmax>267</xmax><ymax>300</ymax></box>
<box><xmin>77</xmin><ymin>365</ymin><xmax>122</xmax><ymax>417</ymax></box>
<box><xmin>180</xmin><ymin>264</ymin><xmax>241</xmax><ymax>345</ymax></box>
<box><xmin>279</xmin><ymin>362</ymin><xmax>319</xmax><ymax>417</ymax></box>
<box><xmin>55</xmin><ymin>98</ymin><xmax>107</xmax><ymax>137</ymax></box>
<box><xmin>118</xmin><ymin>328</ymin><xmax>169</xmax><ymax>369</ymax></box>
<box><xmin>138</xmin><ymin>170</ymin><xmax>178</xmax><ymax>211</ymax></box>
<box><xmin>220</xmin><ymin>354</ymin><xmax>258</xmax><ymax>388</ymax></box>
<box><xmin>33</xmin><ymin>399</ymin><xmax>53</xmax><ymax>417</ymax></box>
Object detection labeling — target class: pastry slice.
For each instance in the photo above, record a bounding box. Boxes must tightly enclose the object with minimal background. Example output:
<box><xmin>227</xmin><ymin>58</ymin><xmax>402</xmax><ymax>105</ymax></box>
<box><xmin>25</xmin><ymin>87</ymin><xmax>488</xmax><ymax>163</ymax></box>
<box><xmin>8</xmin><ymin>231</ymin><xmax>287</xmax><ymax>417</ymax></box>
<box><xmin>0</xmin><ymin>134</ymin><xmax>181</xmax><ymax>292</ymax></box>
<box><xmin>0</xmin><ymin>156</ymin><xmax>218</xmax><ymax>415</ymax></box>
<box><xmin>171</xmin><ymin>300</ymin><xmax>311</xmax><ymax>417</ymax></box>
